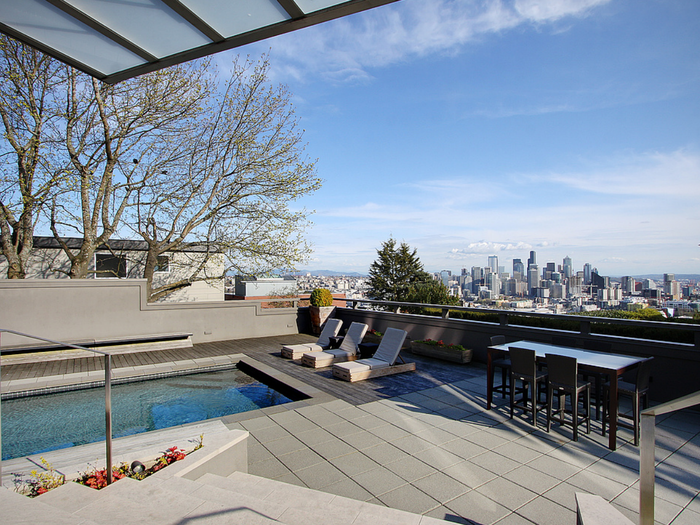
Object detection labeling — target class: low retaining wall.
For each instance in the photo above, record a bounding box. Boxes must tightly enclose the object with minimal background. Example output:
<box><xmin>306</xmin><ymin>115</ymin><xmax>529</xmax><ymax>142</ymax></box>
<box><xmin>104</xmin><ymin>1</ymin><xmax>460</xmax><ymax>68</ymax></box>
<box><xmin>0</xmin><ymin>279</ymin><xmax>303</xmax><ymax>346</ymax></box>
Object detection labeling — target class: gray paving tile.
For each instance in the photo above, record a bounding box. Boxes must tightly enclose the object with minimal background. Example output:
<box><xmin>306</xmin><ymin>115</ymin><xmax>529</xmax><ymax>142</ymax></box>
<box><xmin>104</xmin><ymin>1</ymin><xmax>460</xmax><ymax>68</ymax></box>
<box><xmin>445</xmin><ymin>489</ymin><xmax>511</xmax><ymax>525</ymax></box>
<box><xmin>411</xmin><ymin>471</ymin><xmax>470</xmax><ymax>502</ymax></box>
<box><xmin>367</xmin><ymin>423</ymin><xmax>413</xmax><ymax>442</ymax></box>
<box><xmin>414</xmin><ymin>446</ymin><xmax>464</xmax><ymax>470</ymax></box>
<box><xmin>352</xmin><ymin>467</ymin><xmax>408</xmax><ymax>497</ymax></box>
<box><xmin>248</xmin><ymin>456</ymin><xmax>291</xmax><ymax>479</ymax></box>
<box><xmin>612</xmin><ymin>486</ymin><xmax>683</xmax><ymax>525</ymax></box>
<box><xmin>392</xmin><ymin>435</ymin><xmax>437</xmax><ymax>455</ymax></box>
<box><xmin>329</xmin><ymin>451</ymin><xmax>381</xmax><ymax>477</ymax></box>
<box><xmin>325</xmin><ymin>420</ymin><xmax>363</xmax><ymax>438</ymax></box>
<box><xmin>541</xmin><ymin>481</ymin><xmax>580</xmax><ymax>511</ymax></box>
<box><xmin>352</xmin><ymin>414</ymin><xmax>391</xmax><ymax>429</ymax></box>
<box><xmin>321</xmin><ymin>477</ymin><xmax>375</xmax><ymax>501</ymax></box>
<box><xmin>260</xmin><ymin>434</ymin><xmax>306</xmax><ymax>456</ymax></box>
<box><xmin>516</xmin><ymin>496</ymin><xmax>576</xmax><ymax>525</ymax></box>
<box><xmin>502</xmin><ymin>465</ymin><xmax>562</xmax><ymax>495</ymax></box>
<box><xmin>440</xmin><ymin>437</ymin><xmax>490</xmax><ymax>460</ymax></box>
<box><xmin>250</xmin><ymin>424</ymin><xmax>292</xmax><ymax>443</ymax></box>
<box><xmin>384</xmin><ymin>455</ymin><xmax>439</xmax><ymax>482</ymax></box>
<box><xmin>526</xmin><ymin>453</ymin><xmax>582</xmax><ymax>480</ymax></box>
<box><xmin>295</xmin><ymin>427</ymin><xmax>337</xmax><ymax>446</ymax></box>
<box><xmin>475</xmin><ymin>476</ymin><xmax>539</xmax><ymax>510</ymax></box>
<box><xmin>566</xmin><ymin>469</ymin><xmax>629</xmax><ymax>502</ymax></box>
<box><xmin>342</xmin><ymin>430</ymin><xmax>389</xmax><ymax>450</ymax></box>
<box><xmin>293</xmin><ymin>461</ymin><xmax>348</xmax><ymax>490</ymax></box>
<box><xmin>423</xmin><ymin>506</ymin><xmax>470</xmax><ymax>524</ymax></box>
<box><xmin>276</xmin><ymin>447</ymin><xmax>325</xmax><ymax>472</ymax></box>
<box><xmin>378</xmin><ymin>483</ymin><xmax>442</xmax><ymax>515</ymax></box>
<box><xmin>362</xmin><ymin>442</ymin><xmax>409</xmax><ymax>465</ymax></box>
<box><xmin>415</xmin><ymin>427</ymin><xmax>460</xmax><ymax>446</ymax></box>
<box><xmin>469</xmin><ymin>450</ymin><xmax>521</xmax><ymax>476</ymax></box>
<box><xmin>670</xmin><ymin>507</ymin><xmax>700</xmax><ymax>525</ymax></box>
<box><xmin>441</xmin><ymin>461</ymin><xmax>499</xmax><ymax>489</ymax></box>
<box><xmin>309</xmin><ymin>438</ymin><xmax>357</xmax><ymax>460</ymax></box>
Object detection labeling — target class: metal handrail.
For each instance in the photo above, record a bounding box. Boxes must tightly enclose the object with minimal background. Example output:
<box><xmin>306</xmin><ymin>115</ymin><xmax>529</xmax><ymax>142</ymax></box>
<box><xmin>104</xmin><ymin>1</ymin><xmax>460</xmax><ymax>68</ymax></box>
<box><xmin>639</xmin><ymin>390</ymin><xmax>700</xmax><ymax>525</ymax></box>
<box><xmin>0</xmin><ymin>329</ymin><xmax>114</xmax><ymax>485</ymax></box>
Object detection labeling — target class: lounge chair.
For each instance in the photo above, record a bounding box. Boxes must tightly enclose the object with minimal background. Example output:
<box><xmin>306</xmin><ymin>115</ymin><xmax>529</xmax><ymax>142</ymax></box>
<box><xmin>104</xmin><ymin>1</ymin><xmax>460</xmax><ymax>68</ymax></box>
<box><xmin>301</xmin><ymin>322</ymin><xmax>368</xmax><ymax>368</ymax></box>
<box><xmin>332</xmin><ymin>327</ymin><xmax>415</xmax><ymax>382</ymax></box>
<box><xmin>280</xmin><ymin>318</ymin><xmax>342</xmax><ymax>359</ymax></box>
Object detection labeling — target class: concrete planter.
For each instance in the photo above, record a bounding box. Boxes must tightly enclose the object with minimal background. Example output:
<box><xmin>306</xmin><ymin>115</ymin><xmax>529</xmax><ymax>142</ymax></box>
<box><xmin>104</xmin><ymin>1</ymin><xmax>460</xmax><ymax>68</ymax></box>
<box><xmin>410</xmin><ymin>342</ymin><xmax>473</xmax><ymax>364</ymax></box>
<box><xmin>309</xmin><ymin>306</ymin><xmax>336</xmax><ymax>335</ymax></box>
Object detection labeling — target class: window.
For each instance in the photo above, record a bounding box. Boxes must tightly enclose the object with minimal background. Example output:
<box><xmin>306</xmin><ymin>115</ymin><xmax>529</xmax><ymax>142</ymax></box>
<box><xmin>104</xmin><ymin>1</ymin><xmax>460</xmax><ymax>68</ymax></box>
<box><xmin>155</xmin><ymin>255</ymin><xmax>170</xmax><ymax>273</ymax></box>
<box><xmin>95</xmin><ymin>253</ymin><xmax>127</xmax><ymax>278</ymax></box>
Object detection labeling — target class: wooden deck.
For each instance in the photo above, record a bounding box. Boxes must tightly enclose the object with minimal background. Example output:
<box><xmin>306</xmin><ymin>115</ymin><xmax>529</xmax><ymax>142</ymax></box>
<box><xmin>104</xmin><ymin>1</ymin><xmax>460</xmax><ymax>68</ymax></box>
<box><xmin>1</xmin><ymin>334</ymin><xmax>482</xmax><ymax>405</ymax></box>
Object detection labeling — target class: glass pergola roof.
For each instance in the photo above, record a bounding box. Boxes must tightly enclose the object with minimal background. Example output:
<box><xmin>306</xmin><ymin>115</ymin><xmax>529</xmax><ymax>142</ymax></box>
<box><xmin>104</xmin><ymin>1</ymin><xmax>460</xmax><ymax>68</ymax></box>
<box><xmin>0</xmin><ymin>0</ymin><xmax>398</xmax><ymax>84</ymax></box>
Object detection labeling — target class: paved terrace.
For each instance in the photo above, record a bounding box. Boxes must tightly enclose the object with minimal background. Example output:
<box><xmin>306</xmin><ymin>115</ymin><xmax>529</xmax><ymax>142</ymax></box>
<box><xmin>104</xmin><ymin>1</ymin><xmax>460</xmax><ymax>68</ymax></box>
<box><xmin>2</xmin><ymin>335</ymin><xmax>700</xmax><ymax>524</ymax></box>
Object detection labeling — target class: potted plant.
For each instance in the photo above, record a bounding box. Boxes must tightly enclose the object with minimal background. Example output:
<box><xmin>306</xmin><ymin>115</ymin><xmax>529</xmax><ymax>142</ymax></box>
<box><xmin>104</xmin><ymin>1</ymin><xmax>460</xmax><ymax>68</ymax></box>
<box><xmin>309</xmin><ymin>288</ymin><xmax>336</xmax><ymax>335</ymax></box>
<box><xmin>411</xmin><ymin>339</ymin><xmax>473</xmax><ymax>364</ymax></box>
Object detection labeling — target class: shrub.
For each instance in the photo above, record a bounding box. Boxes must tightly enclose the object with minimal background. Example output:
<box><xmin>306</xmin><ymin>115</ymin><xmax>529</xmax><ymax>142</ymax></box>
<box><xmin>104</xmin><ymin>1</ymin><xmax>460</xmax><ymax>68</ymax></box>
<box><xmin>413</xmin><ymin>339</ymin><xmax>469</xmax><ymax>352</ymax></box>
<box><xmin>310</xmin><ymin>288</ymin><xmax>333</xmax><ymax>307</ymax></box>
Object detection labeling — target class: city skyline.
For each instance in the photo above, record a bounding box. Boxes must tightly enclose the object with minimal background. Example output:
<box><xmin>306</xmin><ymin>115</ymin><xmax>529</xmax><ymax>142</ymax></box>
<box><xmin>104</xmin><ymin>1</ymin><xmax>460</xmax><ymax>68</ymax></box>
<box><xmin>231</xmin><ymin>0</ymin><xmax>699</xmax><ymax>276</ymax></box>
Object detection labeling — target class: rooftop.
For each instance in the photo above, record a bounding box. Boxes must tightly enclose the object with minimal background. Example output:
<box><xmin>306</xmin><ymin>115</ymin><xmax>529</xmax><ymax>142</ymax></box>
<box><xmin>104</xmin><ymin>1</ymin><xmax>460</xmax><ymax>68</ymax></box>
<box><xmin>2</xmin><ymin>334</ymin><xmax>699</xmax><ymax>524</ymax></box>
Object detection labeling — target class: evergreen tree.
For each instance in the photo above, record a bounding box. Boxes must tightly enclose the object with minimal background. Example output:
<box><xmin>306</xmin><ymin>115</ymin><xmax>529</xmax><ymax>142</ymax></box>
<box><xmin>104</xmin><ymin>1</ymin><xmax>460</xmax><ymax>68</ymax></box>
<box><xmin>367</xmin><ymin>238</ymin><xmax>430</xmax><ymax>302</ymax></box>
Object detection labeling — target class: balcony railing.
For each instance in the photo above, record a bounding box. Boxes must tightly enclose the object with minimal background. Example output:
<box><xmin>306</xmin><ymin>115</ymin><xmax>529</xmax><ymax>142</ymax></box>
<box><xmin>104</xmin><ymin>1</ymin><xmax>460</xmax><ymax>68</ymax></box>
<box><xmin>639</xmin><ymin>390</ymin><xmax>700</xmax><ymax>525</ymax></box>
<box><xmin>345</xmin><ymin>298</ymin><xmax>700</xmax><ymax>346</ymax></box>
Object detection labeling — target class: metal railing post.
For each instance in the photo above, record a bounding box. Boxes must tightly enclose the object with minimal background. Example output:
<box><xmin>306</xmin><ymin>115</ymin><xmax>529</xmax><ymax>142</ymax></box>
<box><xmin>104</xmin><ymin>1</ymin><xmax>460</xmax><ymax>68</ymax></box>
<box><xmin>639</xmin><ymin>412</ymin><xmax>656</xmax><ymax>525</ymax></box>
<box><xmin>0</xmin><ymin>329</ymin><xmax>113</xmax><ymax>486</ymax></box>
<box><xmin>105</xmin><ymin>353</ymin><xmax>113</xmax><ymax>485</ymax></box>
<box><xmin>441</xmin><ymin>308</ymin><xmax>450</xmax><ymax>319</ymax></box>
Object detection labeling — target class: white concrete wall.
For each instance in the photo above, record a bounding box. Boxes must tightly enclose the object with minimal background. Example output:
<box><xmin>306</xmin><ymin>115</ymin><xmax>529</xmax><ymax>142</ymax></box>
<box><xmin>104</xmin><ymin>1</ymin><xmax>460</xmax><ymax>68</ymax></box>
<box><xmin>0</xmin><ymin>279</ymin><xmax>299</xmax><ymax>347</ymax></box>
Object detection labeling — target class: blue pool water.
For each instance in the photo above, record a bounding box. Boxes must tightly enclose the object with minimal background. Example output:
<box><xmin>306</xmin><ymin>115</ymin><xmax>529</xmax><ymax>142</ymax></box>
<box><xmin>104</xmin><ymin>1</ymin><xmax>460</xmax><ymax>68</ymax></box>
<box><xmin>1</xmin><ymin>367</ymin><xmax>293</xmax><ymax>460</ymax></box>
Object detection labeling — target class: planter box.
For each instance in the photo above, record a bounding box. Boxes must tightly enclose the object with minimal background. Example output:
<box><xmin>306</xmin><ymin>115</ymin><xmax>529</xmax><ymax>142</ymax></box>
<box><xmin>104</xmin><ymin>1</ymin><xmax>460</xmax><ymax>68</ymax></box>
<box><xmin>410</xmin><ymin>342</ymin><xmax>473</xmax><ymax>364</ymax></box>
<box><xmin>309</xmin><ymin>306</ymin><xmax>336</xmax><ymax>335</ymax></box>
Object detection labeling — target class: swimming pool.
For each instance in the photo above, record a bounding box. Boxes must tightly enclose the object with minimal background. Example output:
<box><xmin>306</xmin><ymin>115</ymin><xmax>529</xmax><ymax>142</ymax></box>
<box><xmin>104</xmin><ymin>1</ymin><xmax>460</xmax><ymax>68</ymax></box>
<box><xmin>1</xmin><ymin>367</ymin><xmax>295</xmax><ymax>460</ymax></box>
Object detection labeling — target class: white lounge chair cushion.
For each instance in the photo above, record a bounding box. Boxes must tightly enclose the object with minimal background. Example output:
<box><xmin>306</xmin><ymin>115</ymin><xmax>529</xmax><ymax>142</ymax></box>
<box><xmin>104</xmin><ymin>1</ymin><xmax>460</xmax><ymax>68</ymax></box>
<box><xmin>338</xmin><ymin>322</ymin><xmax>368</xmax><ymax>353</ymax></box>
<box><xmin>282</xmin><ymin>343</ymin><xmax>325</xmax><ymax>353</ymax></box>
<box><xmin>326</xmin><ymin>349</ymin><xmax>354</xmax><ymax>358</ymax></box>
<box><xmin>317</xmin><ymin>318</ymin><xmax>343</xmax><ymax>347</ymax></box>
<box><xmin>303</xmin><ymin>350</ymin><xmax>328</xmax><ymax>360</ymax></box>
<box><xmin>356</xmin><ymin>358</ymin><xmax>390</xmax><ymax>370</ymax></box>
<box><xmin>335</xmin><ymin>361</ymin><xmax>371</xmax><ymax>373</ymax></box>
<box><xmin>371</xmin><ymin>328</ymin><xmax>408</xmax><ymax>365</ymax></box>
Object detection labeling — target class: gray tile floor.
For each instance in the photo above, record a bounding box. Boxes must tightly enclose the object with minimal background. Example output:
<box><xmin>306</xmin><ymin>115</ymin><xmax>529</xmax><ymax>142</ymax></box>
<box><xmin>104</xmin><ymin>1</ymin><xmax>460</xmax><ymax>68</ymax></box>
<box><xmin>223</xmin><ymin>374</ymin><xmax>700</xmax><ymax>525</ymax></box>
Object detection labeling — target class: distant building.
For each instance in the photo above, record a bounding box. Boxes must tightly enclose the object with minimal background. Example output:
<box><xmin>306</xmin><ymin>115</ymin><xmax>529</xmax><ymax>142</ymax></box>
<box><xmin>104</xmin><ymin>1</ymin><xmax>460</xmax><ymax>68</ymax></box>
<box><xmin>0</xmin><ymin>236</ymin><xmax>224</xmax><ymax>302</ymax></box>
<box><xmin>562</xmin><ymin>256</ymin><xmax>572</xmax><ymax>279</ymax></box>
<box><xmin>487</xmin><ymin>255</ymin><xmax>498</xmax><ymax>274</ymax></box>
<box><xmin>513</xmin><ymin>258</ymin><xmax>525</xmax><ymax>278</ymax></box>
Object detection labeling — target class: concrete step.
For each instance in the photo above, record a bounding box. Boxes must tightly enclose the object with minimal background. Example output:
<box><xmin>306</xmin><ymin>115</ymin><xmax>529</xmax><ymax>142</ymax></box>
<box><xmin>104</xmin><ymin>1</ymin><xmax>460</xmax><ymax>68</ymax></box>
<box><xmin>196</xmin><ymin>471</ymin><xmax>452</xmax><ymax>525</ymax></box>
<box><xmin>0</xmin><ymin>486</ymin><xmax>99</xmax><ymax>525</ymax></box>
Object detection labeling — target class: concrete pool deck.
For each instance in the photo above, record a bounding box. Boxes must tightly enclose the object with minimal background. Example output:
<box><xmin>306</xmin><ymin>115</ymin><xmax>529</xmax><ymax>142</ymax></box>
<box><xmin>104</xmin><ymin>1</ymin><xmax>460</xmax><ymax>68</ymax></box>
<box><xmin>2</xmin><ymin>335</ymin><xmax>700</xmax><ymax>524</ymax></box>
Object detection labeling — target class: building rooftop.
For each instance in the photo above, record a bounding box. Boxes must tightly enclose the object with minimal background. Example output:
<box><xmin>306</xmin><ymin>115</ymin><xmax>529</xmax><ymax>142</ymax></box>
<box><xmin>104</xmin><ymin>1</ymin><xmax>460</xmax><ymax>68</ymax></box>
<box><xmin>2</xmin><ymin>335</ymin><xmax>699</xmax><ymax>524</ymax></box>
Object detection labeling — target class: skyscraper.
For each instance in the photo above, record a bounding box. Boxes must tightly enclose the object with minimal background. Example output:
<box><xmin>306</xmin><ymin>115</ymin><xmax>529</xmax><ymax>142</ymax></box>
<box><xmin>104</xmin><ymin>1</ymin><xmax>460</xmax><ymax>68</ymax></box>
<box><xmin>513</xmin><ymin>258</ymin><xmax>525</xmax><ymax>278</ymax></box>
<box><xmin>583</xmin><ymin>263</ymin><xmax>592</xmax><ymax>285</ymax></box>
<box><xmin>527</xmin><ymin>265</ymin><xmax>539</xmax><ymax>296</ymax></box>
<box><xmin>563</xmin><ymin>256</ymin><xmax>572</xmax><ymax>279</ymax></box>
<box><xmin>487</xmin><ymin>255</ymin><xmax>498</xmax><ymax>274</ymax></box>
<box><xmin>528</xmin><ymin>250</ymin><xmax>536</xmax><ymax>270</ymax></box>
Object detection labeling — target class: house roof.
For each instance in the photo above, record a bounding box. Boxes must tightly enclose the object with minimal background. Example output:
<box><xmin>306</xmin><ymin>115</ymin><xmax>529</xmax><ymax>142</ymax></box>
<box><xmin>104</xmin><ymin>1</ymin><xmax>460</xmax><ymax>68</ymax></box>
<box><xmin>33</xmin><ymin>236</ymin><xmax>222</xmax><ymax>253</ymax></box>
<box><xmin>0</xmin><ymin>0</ymin><xmax>399</xmax><ymax>84</ymax></box>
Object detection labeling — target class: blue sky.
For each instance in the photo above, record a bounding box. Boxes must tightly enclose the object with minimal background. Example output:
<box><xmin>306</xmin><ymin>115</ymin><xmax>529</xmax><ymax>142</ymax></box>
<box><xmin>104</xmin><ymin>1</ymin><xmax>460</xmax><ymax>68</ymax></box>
<box><xmin>232</xmin><ymin>0</ymin><xmax>699</xmax><ymax>277</ymax></box>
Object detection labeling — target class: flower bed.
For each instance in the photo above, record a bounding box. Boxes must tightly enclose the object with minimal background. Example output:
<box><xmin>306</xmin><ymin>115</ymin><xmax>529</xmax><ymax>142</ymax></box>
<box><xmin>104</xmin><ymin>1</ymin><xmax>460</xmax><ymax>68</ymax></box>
<box><xmin>411</xmin><ymin>339</ymin><xmax>473</xmax><ymax>364</ymax></box>
<box><xmin>13</xmin><ymin>437</ymin><xmax>202</xmax><ymax>497</ymax></box>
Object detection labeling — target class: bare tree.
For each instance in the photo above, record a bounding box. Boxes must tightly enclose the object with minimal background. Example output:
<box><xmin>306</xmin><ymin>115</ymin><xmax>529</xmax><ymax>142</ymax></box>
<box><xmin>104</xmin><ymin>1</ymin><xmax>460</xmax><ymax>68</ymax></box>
<box><xmin>0</xmin><ymin>36</ymin><xmax>65</xmax><ymax>278</ymax></box>
<box><xmin>49</xmin><ymin>62</ymin><xmax>211</xmax><ymax>278</ymax></box>
<box><xmin>130</xmin><ymin>56</ymin><xmax>321</xmax><ymax>301</ymax></box>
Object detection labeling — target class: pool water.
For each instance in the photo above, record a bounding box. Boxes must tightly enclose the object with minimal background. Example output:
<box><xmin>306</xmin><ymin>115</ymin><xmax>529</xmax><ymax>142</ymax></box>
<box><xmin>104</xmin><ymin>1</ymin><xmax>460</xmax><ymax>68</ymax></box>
<box><xmin>1</xmin><ymin>367</ymin><xmax>292</xmax><ymax>460</ymax></box>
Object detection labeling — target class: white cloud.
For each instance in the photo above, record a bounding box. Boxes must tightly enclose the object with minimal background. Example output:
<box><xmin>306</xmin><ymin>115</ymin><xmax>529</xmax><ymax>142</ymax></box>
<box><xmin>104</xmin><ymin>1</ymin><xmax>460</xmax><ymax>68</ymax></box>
<box><xmin>522</xmin><ymin>149</ymin><xmax>700</xmax><ymax>198</ymax></box>
<box><xmin>240</xmin><ymin>0</ymin><xmax>612</xmax><ymax>83</ymax></box>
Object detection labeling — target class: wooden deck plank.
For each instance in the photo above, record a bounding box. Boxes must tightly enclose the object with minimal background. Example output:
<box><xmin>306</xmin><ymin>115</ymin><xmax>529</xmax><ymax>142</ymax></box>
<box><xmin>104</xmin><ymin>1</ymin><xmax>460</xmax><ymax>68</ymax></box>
<box><xmin>1</xmin><ymin>334</ymin><xmax>480</xmax><ymax>406</ymax></box>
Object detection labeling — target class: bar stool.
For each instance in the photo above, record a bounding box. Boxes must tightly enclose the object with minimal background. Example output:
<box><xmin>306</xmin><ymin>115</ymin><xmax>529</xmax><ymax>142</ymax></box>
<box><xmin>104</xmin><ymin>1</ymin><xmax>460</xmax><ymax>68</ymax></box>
<box><xmin>490</xmin><ymin>335</ymin><xmax>510</xmax><ymax>399</ymax></box>
<box><xmin>509</xmin><ymin>347</ymin><xmax>548</xmax><ymax>427</ymax></box>
<box><xmin>545</xmin><ymin>353</ymin><xmax>591</xmax><ymax>441</ymax></box>
<box><xmin>602</xmin><ymin>357</ymin><xmax>652</xmax><ymax>446</ymax></box>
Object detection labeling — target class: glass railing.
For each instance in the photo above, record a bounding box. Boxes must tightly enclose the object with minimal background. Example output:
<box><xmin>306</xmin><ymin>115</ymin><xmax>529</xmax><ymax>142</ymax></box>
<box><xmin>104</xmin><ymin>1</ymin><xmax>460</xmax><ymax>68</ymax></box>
<box><xmin>0</xmin><ymin>329</ymin><xmax>115</xmax><ymax>485</ymax></box>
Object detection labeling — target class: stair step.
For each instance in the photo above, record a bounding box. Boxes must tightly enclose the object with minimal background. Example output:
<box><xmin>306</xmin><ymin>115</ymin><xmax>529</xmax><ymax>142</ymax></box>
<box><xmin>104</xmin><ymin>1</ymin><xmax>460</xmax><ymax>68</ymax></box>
<box><xmin>0</xmin><ymin>486</ymin><xmax>99</xmax><ymax>525</ymax></box>
<box><xmin>197</xmin><ymin>471</ymin><xmax>452</xmax><ymax>525</ymax></box>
